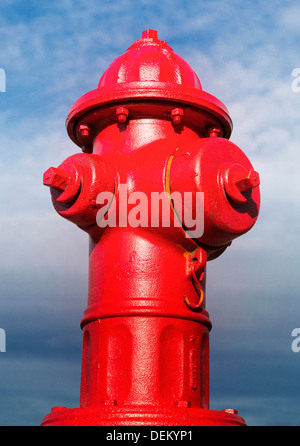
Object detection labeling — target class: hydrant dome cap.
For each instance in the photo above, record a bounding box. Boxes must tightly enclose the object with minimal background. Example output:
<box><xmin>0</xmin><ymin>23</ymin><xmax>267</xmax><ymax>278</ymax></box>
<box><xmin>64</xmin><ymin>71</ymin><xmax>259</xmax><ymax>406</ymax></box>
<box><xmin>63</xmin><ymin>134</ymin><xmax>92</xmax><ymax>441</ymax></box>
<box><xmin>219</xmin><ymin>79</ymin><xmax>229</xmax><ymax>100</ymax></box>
<box><xmin>98</xmin><ymin>30</ymin><xmax>202</xmax><ymax>89</ymax></box>
<box><xmin>66</xmin><ymin>30</ymin><xmax>232</xmax><ymax>146</ymax></box>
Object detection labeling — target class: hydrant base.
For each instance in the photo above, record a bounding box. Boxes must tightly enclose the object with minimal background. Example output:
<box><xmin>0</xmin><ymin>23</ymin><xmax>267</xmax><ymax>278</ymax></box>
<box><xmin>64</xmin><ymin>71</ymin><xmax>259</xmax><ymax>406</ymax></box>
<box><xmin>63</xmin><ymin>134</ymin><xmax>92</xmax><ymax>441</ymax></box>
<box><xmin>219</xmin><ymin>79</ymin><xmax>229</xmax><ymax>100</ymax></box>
<box><xmin>41</xmin><ymin>406</ymin><xmax>246</xmax><ymax>426</ymax></box>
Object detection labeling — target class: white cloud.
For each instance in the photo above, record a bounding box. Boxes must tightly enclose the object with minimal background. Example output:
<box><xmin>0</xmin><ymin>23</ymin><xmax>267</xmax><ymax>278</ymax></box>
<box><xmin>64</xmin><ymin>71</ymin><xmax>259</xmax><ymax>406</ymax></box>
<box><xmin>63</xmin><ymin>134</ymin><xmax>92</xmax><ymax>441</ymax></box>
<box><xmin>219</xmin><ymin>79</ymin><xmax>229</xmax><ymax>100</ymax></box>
<box><xmin>279</xmin><ymin>4</ymin><xmax>300</xmax><ymax>32</ymax></box>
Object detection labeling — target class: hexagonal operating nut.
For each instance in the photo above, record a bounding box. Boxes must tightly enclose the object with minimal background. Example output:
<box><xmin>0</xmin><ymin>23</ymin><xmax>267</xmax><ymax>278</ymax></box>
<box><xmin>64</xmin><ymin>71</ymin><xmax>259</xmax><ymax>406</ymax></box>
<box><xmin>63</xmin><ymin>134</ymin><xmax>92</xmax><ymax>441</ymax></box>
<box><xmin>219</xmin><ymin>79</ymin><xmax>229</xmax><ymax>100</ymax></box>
<box><xmin>43</xmin><ymin>167</ymin><xmax>69</xmax><ymax>190</ymax></box>
<box><xmin>222</xmin><ymin>164</ymin><xmax>260</xmax><ymax>205</ymax></box>
<box><xmin>43</xmin><ymin>166</ymin><xmax>80</xmax><ymax>203</ymax></box>
<box><xmin>235</xmin><ymin>170</ymin><xmax>260</xmax><ymax>192</ymax></box>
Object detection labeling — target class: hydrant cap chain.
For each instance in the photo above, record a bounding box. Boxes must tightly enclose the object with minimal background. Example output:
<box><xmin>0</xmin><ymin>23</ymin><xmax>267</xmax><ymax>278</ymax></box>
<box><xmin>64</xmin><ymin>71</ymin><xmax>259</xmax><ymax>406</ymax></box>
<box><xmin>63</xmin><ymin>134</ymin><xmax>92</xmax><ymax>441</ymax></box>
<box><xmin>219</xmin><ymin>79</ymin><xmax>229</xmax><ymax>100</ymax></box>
<box><xmin>66</xmin><ymin>30</ymin><xmax>233</xmax><ymax>147</ymax></box>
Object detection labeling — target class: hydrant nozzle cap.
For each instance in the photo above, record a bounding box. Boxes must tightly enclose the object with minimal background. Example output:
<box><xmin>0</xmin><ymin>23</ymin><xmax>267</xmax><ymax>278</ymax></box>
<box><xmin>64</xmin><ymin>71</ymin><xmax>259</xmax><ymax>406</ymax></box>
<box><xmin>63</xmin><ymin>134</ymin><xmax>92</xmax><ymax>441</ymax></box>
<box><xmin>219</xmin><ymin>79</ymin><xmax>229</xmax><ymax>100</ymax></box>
<box><xmin>66</xmin><ymin>30</ymin><xmax>233</xmax><ymax>147</ymax></box>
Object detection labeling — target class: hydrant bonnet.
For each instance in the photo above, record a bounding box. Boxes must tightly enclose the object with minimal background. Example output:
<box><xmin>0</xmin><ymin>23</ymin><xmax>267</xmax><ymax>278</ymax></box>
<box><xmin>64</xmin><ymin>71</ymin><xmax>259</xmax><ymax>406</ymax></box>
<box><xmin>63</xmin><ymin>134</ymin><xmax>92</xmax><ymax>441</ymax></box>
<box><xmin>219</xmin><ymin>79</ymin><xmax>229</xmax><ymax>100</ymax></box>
<box><xmin>66</xmin><ymin>30</ymin><xmax>233</xmax><ymax>148</ymax></box>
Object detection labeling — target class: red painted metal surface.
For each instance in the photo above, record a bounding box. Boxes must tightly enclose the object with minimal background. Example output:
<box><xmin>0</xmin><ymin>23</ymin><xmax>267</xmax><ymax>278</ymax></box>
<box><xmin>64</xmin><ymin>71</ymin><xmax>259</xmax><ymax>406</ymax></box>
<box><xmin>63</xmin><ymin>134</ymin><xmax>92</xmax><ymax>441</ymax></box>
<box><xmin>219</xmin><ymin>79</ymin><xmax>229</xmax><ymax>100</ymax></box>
<box><xmin>42</xmin><ymin>30</ymin><xmax>260</xmax><ymax>426</ymax></box>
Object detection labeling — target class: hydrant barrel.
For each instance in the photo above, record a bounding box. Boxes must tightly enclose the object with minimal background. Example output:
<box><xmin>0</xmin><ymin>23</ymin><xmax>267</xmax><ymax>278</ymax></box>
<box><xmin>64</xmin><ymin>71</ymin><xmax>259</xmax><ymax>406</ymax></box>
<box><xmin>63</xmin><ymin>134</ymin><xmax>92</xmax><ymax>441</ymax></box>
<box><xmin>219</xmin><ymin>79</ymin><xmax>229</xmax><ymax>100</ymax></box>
<box><xmin>42</xmin><ymin>30</ymin><xmax>260</xmax><ymax>426</ymax></box>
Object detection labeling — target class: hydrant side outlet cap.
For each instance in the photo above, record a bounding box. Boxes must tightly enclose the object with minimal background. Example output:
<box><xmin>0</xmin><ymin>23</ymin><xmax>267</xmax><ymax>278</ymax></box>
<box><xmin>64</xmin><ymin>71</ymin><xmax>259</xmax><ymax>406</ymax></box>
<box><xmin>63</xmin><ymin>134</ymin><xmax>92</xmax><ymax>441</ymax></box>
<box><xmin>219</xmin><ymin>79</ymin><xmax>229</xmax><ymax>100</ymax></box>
<box><xmin>66</xmin><ymin>30</ymin><xmax>232</xmax><ymax>147</ymax></box>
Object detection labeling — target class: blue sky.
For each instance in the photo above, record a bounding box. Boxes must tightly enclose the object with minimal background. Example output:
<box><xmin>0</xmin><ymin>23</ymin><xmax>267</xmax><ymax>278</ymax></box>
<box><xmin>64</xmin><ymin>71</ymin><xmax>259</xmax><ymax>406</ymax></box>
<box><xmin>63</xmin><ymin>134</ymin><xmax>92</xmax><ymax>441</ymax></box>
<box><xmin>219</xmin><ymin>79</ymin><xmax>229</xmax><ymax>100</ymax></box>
<box><xmin>0</xmin><ymin>0</ymin><xmax>300</xmax><ymax>426</ymax></box>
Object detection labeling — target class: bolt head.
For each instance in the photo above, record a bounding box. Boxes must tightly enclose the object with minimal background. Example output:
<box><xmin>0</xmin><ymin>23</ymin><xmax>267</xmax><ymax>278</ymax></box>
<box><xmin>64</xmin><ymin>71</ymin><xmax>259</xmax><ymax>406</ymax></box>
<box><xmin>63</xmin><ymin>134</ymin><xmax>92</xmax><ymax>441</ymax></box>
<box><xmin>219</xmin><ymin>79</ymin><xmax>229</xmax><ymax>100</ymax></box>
<box><xmin>209</xmin><ymin>127</ymin><xmax>221</xmax><ymax>138</ymax></box>
<box><xmin>171</xmin><ymin>108</ymin><xmax>184</xmax><ymax>125</ymax></box>
<box><xmin>222</xmin><ymin>408</ymin><xmax>238</xmax><ymax>415</ymax></box>
<box><xmin>99</xmin><ymin>400</ymin><xmax>118</xmax><ymax>406</ymax></box>
<box><xmin>116</xmin><ymin>106</ymin><xmax>129</xmax><ymax>123</ymax></box>
<box><xmin>51</xmin><ymin>406</ymin><xmax>67</xmax><ymax>413</ymax></box>
<box><xmin>78</xmin><ymin>124</ymin><xmax>91</xmax><ymax>139</ymax></box>
<box><xmin>174</xmin><ymin>400</ymin><xmax>191</xmax><ymax>408</ymax></box>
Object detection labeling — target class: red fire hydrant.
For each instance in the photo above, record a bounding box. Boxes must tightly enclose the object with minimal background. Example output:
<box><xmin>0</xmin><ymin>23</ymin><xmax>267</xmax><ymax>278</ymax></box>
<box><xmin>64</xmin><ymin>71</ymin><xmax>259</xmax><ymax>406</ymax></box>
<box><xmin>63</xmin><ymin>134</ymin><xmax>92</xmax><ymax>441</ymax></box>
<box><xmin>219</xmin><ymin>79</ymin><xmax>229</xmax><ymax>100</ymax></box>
<box><xmin>41</xmin><ymin>30</ymin><xmax>260</xmax><ymax>426</ymax></box>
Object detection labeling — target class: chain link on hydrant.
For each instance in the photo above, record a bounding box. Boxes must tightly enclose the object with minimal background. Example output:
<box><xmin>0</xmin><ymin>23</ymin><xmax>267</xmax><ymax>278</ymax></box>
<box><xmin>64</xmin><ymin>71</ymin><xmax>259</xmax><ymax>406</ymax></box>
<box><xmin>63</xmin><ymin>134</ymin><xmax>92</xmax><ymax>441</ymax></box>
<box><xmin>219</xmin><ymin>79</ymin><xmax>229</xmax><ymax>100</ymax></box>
<box><xmin>41</xmin><ymin>30</ymin><xmax>260</xmax><ymax>426</ymax></box>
